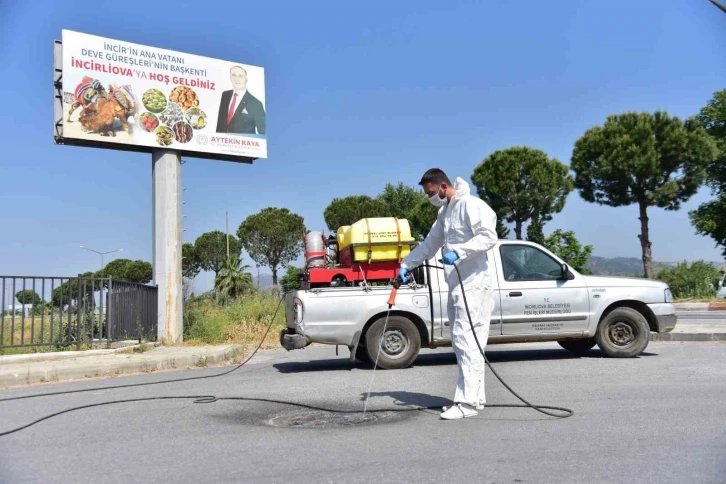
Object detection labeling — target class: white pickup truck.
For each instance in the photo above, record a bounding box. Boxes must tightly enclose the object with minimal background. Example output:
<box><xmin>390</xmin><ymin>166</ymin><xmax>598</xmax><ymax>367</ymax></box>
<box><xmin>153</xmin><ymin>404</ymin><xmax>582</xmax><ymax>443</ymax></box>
<box><xmin>281</xmin><ymin>240</ymin><xmax>677</xmax><ymax>369</ymax></box>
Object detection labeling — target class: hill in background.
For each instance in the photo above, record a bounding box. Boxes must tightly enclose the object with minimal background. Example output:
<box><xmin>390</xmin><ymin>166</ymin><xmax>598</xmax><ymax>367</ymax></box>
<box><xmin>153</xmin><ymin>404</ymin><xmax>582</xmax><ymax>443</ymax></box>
<box><xmin>585</xmin><ymin>256</ymin><xmax>726</xmax><ymax>276</ymax></box>
<box><xmin>254</xmin><ymin>273</ymin><xmax>274</xmax><ymax>289</ymax></box>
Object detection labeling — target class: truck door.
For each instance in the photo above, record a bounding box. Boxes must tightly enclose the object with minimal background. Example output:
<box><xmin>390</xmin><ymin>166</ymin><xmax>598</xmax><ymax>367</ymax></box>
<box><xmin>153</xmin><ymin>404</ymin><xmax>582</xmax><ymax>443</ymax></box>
<box><xmin>436</xmin><ymin>248</ymin><xmax>502</xmax><ymax>339</ymax></box>
<box><xmin>496</xmin><ymin>243</ymin><xmax>589</xmax><ymax>335</ymax></box>
<box><xmin>423</xmin><ymin>254</ymin><xmax>447</xmax><ymax>340</ymax></box>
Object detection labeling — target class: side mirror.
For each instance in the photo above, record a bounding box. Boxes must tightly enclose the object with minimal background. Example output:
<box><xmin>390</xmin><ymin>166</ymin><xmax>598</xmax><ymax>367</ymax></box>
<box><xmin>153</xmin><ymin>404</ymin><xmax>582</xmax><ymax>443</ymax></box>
<box><xmin>560</xmin><ymin>263</ymin><xmax>569</xmax><ymax>280</ymax></box>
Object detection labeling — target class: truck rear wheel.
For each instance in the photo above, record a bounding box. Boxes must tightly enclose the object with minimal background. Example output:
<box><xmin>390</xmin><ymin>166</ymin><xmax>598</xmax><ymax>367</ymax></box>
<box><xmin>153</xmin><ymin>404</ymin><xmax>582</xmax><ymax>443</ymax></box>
<box><xmin>557</xmin><ymin>338</ymin><xmax>596</xmax><ymax>356</ymax></box>
<box><xmin>365</xmin><ymin>315</ymin><xmax>421</xmax><ymax>370</ymax></box>
<box><xmin>595</xmin><ymin>307</ymin><xmax>650</xmax><ymax>358</ymax></box>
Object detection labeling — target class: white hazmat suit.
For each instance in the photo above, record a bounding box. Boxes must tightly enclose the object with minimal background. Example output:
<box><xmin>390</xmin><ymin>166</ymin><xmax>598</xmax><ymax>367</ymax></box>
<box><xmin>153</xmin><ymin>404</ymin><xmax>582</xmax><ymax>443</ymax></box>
<box><xmin>401</xmin><ymin>177</ymin><xmax>498</xmax><ymax>418</ymax></box>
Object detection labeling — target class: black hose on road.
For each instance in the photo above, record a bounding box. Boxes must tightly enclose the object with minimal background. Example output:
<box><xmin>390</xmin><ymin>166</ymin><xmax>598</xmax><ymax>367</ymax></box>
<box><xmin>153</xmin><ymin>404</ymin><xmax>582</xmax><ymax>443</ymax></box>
<box><xmin>442</xmin><ymin>263</ymin><xmax>573</xmax><ymax>419</ymax></box>
<box><xmin>0</xmin><ymin>263</ymin><xmax>574</xmax><ymax>437</ymax></box>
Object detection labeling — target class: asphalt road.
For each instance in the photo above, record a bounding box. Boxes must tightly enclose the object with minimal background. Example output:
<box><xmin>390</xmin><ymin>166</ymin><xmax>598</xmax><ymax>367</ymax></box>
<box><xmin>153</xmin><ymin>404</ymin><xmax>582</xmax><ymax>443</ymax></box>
<box><xmin>1</xmin><ymin>341</ymin><xmax>725</xmax><ymax>484</ymax></box>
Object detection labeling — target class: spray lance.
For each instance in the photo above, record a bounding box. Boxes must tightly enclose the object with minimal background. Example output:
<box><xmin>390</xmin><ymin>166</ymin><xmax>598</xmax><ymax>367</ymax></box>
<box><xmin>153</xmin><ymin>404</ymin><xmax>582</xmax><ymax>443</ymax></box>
<box><xmin>386</xmin><ymin>273</ymin><xmax>404</xmax><ymax>308</ymax></box>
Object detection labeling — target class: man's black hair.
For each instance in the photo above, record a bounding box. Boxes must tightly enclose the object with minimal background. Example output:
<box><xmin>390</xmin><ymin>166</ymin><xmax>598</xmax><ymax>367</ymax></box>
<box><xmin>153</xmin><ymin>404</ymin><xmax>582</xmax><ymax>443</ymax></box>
<box><xmin>418</xmin><ymin>168</ymin><xmax>452</xmax><ymax>187</ymax></box>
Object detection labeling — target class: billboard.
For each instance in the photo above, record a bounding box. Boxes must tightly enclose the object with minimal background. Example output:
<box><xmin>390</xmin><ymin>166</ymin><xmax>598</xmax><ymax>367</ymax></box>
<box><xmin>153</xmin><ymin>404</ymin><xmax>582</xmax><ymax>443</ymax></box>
<box><xmin>56</xmin><ymin>30</ymin><xmax>266</xmax><ymax>161</ymax></box>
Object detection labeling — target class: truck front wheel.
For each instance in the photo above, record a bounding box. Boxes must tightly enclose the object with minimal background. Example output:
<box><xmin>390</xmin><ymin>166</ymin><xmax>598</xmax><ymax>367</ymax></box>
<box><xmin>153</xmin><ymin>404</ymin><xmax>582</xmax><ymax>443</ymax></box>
<box><xmin>595</xmin><ymin>307</ymin><xmax>650</xmax><ymax>358</ymax></box>
<box><xmin>365</xmin><ymin>315</ymin><xmax>421</xmax><ymax>370</ymax></box>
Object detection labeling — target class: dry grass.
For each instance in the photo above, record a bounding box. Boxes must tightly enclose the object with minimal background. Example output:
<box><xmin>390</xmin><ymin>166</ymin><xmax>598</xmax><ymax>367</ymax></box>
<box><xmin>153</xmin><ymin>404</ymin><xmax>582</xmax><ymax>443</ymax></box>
<box><xmin>0</xmin><ymin>313</ymin><xmax>102</xmax><ymax>355</ymax></box>
<box><xmin>1</xmin><ymin>291</ymin><xmax>287</xmax><ymax>355</ymax></box>
<box><xmin>181</xmin><ymin>291</ymin><xmax>286</xmax><ymax>347</ymax></box>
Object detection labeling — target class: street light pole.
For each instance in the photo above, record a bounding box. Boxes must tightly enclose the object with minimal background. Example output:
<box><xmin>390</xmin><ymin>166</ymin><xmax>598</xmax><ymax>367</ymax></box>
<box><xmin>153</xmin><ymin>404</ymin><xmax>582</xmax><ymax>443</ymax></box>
<box><xmin>80</xmin><ymin>246</ymin><xmax>123</xmax><ymax>270</ymax></box>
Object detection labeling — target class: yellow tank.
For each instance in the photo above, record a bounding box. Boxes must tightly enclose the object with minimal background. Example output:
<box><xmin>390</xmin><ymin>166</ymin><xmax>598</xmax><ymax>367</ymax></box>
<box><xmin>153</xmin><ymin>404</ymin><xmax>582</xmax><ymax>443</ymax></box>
<box><xmin>336</xmin><ymin>226</ymin><xmax>350</xmax><ymax>252</ymax></box>
<box><xmin>338</xmin><ymin>217</ymin><xmax>416</xmax><ymax>264</ymax></box>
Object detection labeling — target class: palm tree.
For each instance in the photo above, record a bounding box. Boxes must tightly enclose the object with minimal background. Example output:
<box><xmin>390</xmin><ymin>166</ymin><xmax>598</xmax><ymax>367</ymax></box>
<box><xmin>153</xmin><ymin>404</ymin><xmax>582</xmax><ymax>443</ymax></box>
<box><xmin>214</xmin><ymin>254</ymin><xmax>254</xmax><ymax>302</ymax></box>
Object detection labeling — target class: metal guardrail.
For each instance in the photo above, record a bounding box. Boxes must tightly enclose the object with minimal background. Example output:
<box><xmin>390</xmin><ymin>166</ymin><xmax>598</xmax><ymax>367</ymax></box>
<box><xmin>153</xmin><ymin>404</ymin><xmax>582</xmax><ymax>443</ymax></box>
<box><xmin>1</xmin><ymin>276</ymin><xmax>157</xmax><ymax>351</ymax></box>
<box><xmin>107</xmin><ymin>280</ymin><xmax>158</xmax><ymax>342</ymax></box>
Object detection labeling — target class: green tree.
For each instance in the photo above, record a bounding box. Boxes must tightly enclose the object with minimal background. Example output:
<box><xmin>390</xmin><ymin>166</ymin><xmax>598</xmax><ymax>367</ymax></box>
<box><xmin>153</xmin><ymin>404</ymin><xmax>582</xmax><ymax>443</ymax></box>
<box><xmin>15</xmin><ymin>290</ymin><xmax>42</xmax><ymax>305</ymax></box>
<box><xmin>51</xmin><ymin>272</ymin><xmax>95</xmax><ymax>307</ymax></box>
<box><xmin>194</xmin><ymin>231</ymin><xmax>242</xmax><ymax>277</ymax></box>
<box><xmin>97</xmin><ymin>258</ymin><xmax>153</xmax><ymax>283</ymax></box>
<box><xmin>377</xmin><ymin>183</ymin><xmax>423</xmax><ymax>219</ymax></box>
<box><xmin>237</xmin><ymin>207</ymin><xmax>306</xmax><ymax>288</ymax></box>
<box><xmin>323</xmin><ymin>195</ymin><xmax>391</xmax><ymax>232</ymax></box>
<box><xmin>182</xmin><ymin>242</ymin><xmax>202</xmax><ymax>279</ymax></box>
<box><xmin>690</xmin><ymin>197</ymin><xmax>726</xmax><ymax>258</ymax></box>
<box><xmin>544</xmin><ymin>229</ymin><xmax>594</xmax><ymax>275</ymax></box>
<box><xmin>471</xmin><ymin>146</ymin><xmax>574</xmax><ymax>240</ymax></box>
<box><xmin>405</xmin><ymin>198</ymin><xmax>439</xmax><ymax>241</ymax></box>
<box><xmin>376</xmin><ymin>182</ymin><xmax>437</xmax><ymax>241</ymax></box>
<box><xmin>690</xmin><ymin>89</ymin><xmax>726</xmax><ymax>258</ymax></box>
<box><xmin>214</xmin><ymin>254</ymin><xmax>254</xmax><ymax>302</ymax></box>
<box><xmin>280</xmin><ymin>266</ymin><xmax>304</xmax><ymax>293</ymax></box>
<box><xmin>571</xmin><ymin>111</ymin><xmax>717</xmax><ymax>278</ymax></box>
<box><xmin>526</xmin><ymin>218</ymin><xmax>546</xmax><ymax>245</ymax></box>
<box><xmin>496</xmin><ymin>219</ymin><xmax>511</xmax><ymax>240</ymax></box>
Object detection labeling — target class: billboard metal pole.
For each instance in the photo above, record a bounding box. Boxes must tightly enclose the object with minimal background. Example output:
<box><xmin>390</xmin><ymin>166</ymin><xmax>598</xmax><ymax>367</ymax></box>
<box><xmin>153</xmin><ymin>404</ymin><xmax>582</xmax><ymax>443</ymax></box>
<box><xmin>152</xmin><ymin>149</ymin><xmax>183</xmax><ymax>343</ymax></box>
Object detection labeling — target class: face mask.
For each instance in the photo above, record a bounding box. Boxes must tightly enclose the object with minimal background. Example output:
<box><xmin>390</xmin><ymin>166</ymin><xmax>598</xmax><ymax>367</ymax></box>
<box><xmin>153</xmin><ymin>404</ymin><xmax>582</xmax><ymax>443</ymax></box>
<box><xmin>428</xmin><ymin>188</ymin><xmax>447</xmax><ymax>207</ymax></box>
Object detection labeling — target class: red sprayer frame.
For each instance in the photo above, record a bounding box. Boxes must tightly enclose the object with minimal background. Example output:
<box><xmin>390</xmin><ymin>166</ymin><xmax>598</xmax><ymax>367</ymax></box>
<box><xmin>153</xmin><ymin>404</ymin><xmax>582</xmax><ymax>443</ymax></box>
<box><xmin>301</xmin><ymin>231</ymin><xmax>402</xmax><ymax>288</ymax></box>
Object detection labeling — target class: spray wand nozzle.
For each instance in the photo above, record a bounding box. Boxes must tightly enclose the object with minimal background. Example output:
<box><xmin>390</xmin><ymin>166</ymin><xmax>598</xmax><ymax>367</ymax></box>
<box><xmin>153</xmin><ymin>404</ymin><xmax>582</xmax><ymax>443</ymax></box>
<box><xmin>386</xmin><ymin>275</ymin><xmax>404</xmax><ymax>308</ymax></box>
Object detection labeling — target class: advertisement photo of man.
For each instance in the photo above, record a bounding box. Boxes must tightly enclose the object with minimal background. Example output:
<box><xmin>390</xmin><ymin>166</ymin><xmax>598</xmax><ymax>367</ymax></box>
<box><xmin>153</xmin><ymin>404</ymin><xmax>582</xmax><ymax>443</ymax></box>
<box><xmin>216</xmin><ymin>65</ymin><xmax>266</xmax><ymax>135</ymax></box>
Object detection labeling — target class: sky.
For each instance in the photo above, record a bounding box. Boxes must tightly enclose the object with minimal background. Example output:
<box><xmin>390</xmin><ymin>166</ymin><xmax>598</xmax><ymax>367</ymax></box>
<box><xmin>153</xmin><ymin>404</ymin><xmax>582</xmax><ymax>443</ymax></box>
<box><xmin>1</xmin><ymin>0</ymin><xmax>725</xmax><ymax>294</ymax></box>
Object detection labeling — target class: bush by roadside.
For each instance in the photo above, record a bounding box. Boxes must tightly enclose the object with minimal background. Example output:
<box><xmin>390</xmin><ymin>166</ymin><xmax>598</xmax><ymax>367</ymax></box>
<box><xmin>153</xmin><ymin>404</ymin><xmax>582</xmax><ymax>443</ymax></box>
<box><xmin>182</xmin><ymin>290</ymin><xmax>286</xmax><ymax>347</ymax></box>
<box><xmin>655</xmin><ymin>261</ymin><xmax>723</xmax><ymax>300</ymax></box>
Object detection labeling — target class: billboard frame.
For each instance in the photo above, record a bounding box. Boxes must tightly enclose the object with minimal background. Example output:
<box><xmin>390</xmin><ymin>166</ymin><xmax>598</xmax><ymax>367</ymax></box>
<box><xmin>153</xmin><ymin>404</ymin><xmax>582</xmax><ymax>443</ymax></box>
<box><xmin>52</xmin><ymin>38</ymin><xmax>257</xmax><ymax>164</ymax></box>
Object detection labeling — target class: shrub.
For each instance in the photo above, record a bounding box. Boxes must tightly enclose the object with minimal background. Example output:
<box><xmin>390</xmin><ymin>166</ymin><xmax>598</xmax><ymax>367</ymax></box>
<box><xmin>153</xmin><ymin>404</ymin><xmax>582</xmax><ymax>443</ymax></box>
<box><xmin>183</xmin><ymin>290</ymin><xmax>286</xmax><ymax>346</ymax></box>
<box><xmin>280</xmin><ymin>266</ymin><xmax>303</xmax><ymax>293</ymax></box>
<box><xmin>654</xmin><ymin>261</ymin><xmax>722</xmax><ymax>300</ymax></box>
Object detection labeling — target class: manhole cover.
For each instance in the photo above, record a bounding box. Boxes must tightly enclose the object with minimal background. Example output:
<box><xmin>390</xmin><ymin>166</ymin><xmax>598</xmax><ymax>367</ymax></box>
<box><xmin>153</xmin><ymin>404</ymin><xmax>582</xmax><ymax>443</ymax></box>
<box><xmin>266</xmin><ymin>410</ymin><xmax>399</xmax><ymax>429</ymax></box>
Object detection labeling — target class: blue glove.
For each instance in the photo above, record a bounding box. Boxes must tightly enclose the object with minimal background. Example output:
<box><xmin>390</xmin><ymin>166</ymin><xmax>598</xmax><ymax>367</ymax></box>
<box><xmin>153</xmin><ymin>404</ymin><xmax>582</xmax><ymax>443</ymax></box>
<box><xmin>441</xmin><ymin>251</ymin><xmax>459</xmax><ymax>265</ymax></box>
<box><xmin>398</xmin><ymin>267</ymin><xmax>411</xmax><ymax>283</ymax></box>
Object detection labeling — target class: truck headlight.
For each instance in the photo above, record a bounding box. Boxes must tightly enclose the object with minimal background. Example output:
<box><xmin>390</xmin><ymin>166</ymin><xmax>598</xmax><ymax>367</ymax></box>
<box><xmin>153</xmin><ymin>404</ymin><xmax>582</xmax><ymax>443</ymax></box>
<box><xmin>293</xmin><ymin>297</ymin><xmax>304</xmax><ymax>325</ymax></box>
<box><xmin>664</xmin><ymin>288</ymin><xmax>673</xmax><ymax>303</ymax></box>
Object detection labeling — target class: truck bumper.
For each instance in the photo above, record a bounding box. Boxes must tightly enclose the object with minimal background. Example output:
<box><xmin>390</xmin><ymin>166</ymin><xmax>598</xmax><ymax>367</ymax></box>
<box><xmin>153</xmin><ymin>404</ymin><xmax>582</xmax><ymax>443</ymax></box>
<box><xmin>279</xmin><ymin>328</ymin><xmax>309</xmax><ymax>351</ymax></box>
<box><xmin>648</xmin><ymin>303</ymin><xmax>677</xmax><ymax>333</ymax></box>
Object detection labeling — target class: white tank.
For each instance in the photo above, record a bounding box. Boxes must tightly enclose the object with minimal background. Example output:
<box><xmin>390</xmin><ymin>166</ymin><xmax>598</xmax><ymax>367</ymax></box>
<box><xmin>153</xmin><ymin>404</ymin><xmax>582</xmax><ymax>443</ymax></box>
<box><xmin>305</xmin><ymin>231</ymin><xmax>326</xmax><ymax>268</ymax></box>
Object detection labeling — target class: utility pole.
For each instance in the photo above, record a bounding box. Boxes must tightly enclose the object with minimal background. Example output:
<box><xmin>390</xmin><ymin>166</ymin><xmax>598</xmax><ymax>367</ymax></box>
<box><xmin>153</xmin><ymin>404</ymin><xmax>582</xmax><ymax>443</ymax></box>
<box><xmin>709</xmin><ymin>0</ymin><xmax>726</xmax><ymax>14</ymax></box>
<box><xmin>80</xmin><ymin>246</ymin><xmax>122</xmax><ymax>270</ymax></box>
<box><xmin>226</xmin><ymin>211</ymin><xmax>230</xmax><ymax>259</ymax></box>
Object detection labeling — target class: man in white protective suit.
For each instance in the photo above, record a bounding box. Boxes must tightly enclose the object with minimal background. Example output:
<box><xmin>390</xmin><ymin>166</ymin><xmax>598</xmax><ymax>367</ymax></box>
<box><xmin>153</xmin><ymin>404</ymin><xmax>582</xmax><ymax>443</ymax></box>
<box><xmin>398</xmin><ymin>168</ymin><xmax>498</xmax><ymax>420</ymax></box>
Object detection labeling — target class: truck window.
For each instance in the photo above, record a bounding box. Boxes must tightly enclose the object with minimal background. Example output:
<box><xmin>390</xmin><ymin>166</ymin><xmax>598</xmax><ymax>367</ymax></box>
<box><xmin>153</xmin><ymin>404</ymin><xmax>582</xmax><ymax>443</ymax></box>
<box><xmin>500</xmin><ymin>245</ymin><xmax>563</xmax><ymax>281</ymax></box>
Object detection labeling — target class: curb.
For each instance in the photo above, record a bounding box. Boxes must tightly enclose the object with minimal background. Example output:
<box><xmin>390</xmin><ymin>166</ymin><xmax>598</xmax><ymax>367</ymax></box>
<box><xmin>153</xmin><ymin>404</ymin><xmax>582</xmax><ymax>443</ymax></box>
<box><xmin>650</xmin><ymin>332</ymin><xmax>726</xmax><ymax>342</ymax></box>
<box><xmin>0</xmin><ymin>344</ymin><xmax>243</xmax><ymax>389</ymax></box>
<box><xmin>0</xmin><ymin>342</ymin><xmax>157</xmax><ymax>365</ymax></box>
